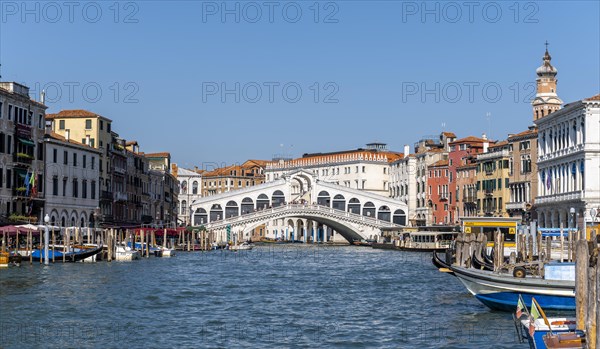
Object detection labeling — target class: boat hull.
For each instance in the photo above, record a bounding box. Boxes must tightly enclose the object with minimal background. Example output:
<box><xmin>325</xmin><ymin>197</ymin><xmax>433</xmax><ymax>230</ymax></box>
<box><xmin>451</xmin><ymin>265</ymin><xmax>575</xmax><ymax>311</ymax></box>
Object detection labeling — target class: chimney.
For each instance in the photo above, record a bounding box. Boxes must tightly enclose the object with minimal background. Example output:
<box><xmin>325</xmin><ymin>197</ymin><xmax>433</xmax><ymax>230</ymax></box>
<box><xmin>483</xmin><ymin>141</ymin><xmax>489</xmax><ymax>153</ymax></box>
<box><xmin>403</xmin><ymin>144</ymin><xmax>410</xmax><ymax>157</ymax></box>
<box><xmin>65</xmin><ymin>129</ymin><xmax>70</xmax><ymax>142</ymax></box>
<box><xmin>86</xmin><ymin>135</ymin><xmax>91</xmax><ymax>145</ymax></box>
<box><xmin>40</xmin><ymin>90</ymin><xmax>45</xmax><ymax>104</ymax></box>
<box><xmin>482</xmin><ymin>133</ymin><xmax>487</xmax><ymax>140</ymax></box>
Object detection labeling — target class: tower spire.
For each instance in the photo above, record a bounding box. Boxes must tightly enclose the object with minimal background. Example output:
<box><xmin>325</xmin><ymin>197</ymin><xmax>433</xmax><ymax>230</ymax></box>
<box><xmin>532</xmin><ymin>42</ymin><xmax>562</xmax><ymax>121</ymax></box>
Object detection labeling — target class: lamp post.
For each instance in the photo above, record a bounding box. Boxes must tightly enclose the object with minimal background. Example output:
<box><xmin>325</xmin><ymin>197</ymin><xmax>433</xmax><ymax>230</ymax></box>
<box><xmin>570</xmin><ymin>207</ymin><xmax>576</xmax><ymax>238</ymax></box>
<box><xmin>43</xmin><ymin>214</ymin><xmax>50</xmax><ymax>265</ymax></box>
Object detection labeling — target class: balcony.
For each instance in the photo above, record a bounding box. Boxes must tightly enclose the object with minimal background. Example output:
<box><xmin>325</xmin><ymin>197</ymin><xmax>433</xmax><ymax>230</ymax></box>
<box><xmin>506</xmin><ymin>202</ymin><xmax>526</xmax><ymax>211</ymax></box>
<box><xmin>114</xmin><ymin>192</ymin><xmax>128</xmax><ymax>202</ymax></box>
<box><xmin>13</xmin><ymin>153</ymin><xmax>33</xmax><ymax>165</ymax></box>
<box><xmin>536</xmin><ymin>191</ymin><xmax>582</xmax><ymax>204</ymax></box>
<box><xmin>462</xmin><ymin>195</ymin><xmax>477</xmax><ymax>203</ymax></box>
<box><xmin>101</xmin><ymin>190</ymin><xmax>113</xmax><ymax>200</ymax></box>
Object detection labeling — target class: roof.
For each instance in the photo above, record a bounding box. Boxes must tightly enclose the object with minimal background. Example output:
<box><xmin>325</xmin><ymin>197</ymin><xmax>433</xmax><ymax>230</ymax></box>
<box><xmin>46</xmin><ymin>132</ymin><xmax>101</xmax><ymax>152</ymax></box>
<box><xmin>489</xmin><ymin>140</ymin><xmax>508</xmax><ymax>149</ymax></box>
<box><xmin>442</xmin><ymin>132</ymin><xmax>457</xmax><ymax>138</ymax></box>
<box><xmin>46</xmin><ymin>109</ymin><xmax>112</xmax><ymax>121</ymax></box>
<box><xmin>450</xmin><ymin>136</ymin><xmax>489</xmax><ymax>145</ymax></box>
<box><xmin>508</xmin><ymin>128</ymin><xmax>538</xmax><ymax>140</ymax></box>
<box><xmin>126</xmin><ymin>141</ymin><xmax>138</xmax><ymax>146</ymax></box>
<box><xmin>584</xmin><ymin>94</ymin><xmax>600</xmax><ymax>101</ymax></box>
<box><xmin>144</xmin><ymin>152</ymin><xmax>170</xmax><ymax>158</ymax></box>
<box><xmin>201</xmin><ymin>161</ymin><xmax>266</xmax><ymax>178</ymax></box>
<box><xmin>430</xmin><ymin>159</ymin><xmax>449</xmax><ymax>167</ymax></box>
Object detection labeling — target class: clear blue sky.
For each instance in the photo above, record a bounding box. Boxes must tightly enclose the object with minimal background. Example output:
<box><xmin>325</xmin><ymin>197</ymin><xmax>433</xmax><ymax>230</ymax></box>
<box><xmin>2</xmin><ymin>1</ymin><xmax>599</xmax><ymax>169</ymax></box>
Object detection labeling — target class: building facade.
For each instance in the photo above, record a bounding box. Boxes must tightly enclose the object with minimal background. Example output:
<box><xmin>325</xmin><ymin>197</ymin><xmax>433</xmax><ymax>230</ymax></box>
<box><xmin>44</xmin><ymin>132</ymin><xmax>101</xmax><ymax>227</ymax></box>
<box><xmin>427</xmin><ymin>160</ymin><xmax>450</xmax><ymax>224</ymax></box>
<box><xmin>535</xmin><ymin>94</ymin><xmax>600</xmax><ymax>228</ymax></box>
<box><xmin>506</xmin><ymin>127</ymin><xmax>538</xmax><ymax>222</ymax></box>
<box><xmin>389</xmin><ymin>145</ymin><xmax>416</xmax><ymax>223</ymax></box>
<box><xmin>46</xmin><ymin>110</ymin><xmax>114</xmax><ymax>221</ymax></box>
<box><xmin>476</xmin><ymin>141</ymin><xmax>511</xmax><ymax>217</ymax></box>
<box><xmin>203</xmin><ymin>160</ymin><xmax>267</xmax><ymax>197</ymax></box>
<box><xmin>172</xmin><ymin>164</ymin><xmax>204</xmax><ymax>226</ymax></box>
<box><xmin>449</xmin><ymin>136</ymin><xmax>488</xmax><ymax>220</ymax></box>
<box><xmin>413</xmin><ymin>133</ymin><xmax>455</xmax><ymax>225</ymax></box>
<box><xmin>146</xmin><ymin>152</ymin><xmax>178</xmax><ymax>227</ymax></box>
<box><xmin>265</xmin><ymin>143</ymin><xmax>402</xmax><ymax>197</ymax></box>
<box><xmin>0</xmin><ymin>82</ymin><xmax>47</xmax><ymax>224</ymax></box>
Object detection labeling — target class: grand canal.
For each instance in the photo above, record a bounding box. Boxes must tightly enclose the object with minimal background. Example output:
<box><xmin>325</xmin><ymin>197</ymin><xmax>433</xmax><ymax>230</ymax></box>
<box><xmin>0</xmin><ymin>245</ymin><xmax>523</xmax><ymax>348</ymax></box>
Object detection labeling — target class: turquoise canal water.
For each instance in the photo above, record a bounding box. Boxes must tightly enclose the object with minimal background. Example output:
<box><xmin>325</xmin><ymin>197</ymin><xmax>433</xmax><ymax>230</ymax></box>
<box><xmin>0</xmin><ymin>245</ymin><xmax>525</xmax><ymax>348</ymax></box>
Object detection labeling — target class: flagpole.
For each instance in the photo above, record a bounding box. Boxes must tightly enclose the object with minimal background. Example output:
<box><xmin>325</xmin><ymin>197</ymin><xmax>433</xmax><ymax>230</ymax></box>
<box><xmin>532</xmin><ymin>297</ymin><xmax>553</xmax><ymax>335</ymax></box>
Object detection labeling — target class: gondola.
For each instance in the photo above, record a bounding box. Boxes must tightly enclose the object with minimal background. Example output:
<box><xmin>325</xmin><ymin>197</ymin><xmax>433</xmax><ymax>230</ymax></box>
<box><xmin>28</xmin><ymin>245</ymin><xmax>103</xmax><ymax>263</ymax></box>
<box><xmin>472</xmin><ymin>251</ymin><xmax>494</xmax><ymax>271</ymax></box>
<box><xmin>432</xmin><ymin>250</ymin><xmax>455</xmax><ymax>276</ymax></box>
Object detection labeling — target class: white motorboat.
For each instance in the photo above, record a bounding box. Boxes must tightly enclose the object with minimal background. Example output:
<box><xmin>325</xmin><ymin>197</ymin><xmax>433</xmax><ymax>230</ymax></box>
<box><xmin>115</xmin><ymin>244</ymin><xmax>141</xmax><ymax>261</ymax></box>
<box><xmin>229</xmin><ymin>242</ymin><xmax>254</xmax><ymax>251</ymax></box>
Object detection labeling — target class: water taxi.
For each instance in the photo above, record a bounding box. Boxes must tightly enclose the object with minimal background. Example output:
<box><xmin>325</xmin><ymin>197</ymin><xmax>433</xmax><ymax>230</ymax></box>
<box><xmin>396</xmin><ymin>231</ymin><xmax>458</xmax><ymax>252</ymax></box>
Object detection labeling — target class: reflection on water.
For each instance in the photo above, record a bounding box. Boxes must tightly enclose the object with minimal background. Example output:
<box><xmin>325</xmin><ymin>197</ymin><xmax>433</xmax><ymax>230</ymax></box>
<box><xmin>0</xmin><ymin>245</ymin><xmax>524</xmax><ymax>348</ymax></box>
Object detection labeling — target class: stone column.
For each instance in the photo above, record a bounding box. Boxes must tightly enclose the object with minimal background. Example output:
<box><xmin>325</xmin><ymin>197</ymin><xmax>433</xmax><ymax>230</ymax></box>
<box><xmin>313</xmin><ymin>221</ymin><xmax>319</xmax><ymax>242</ymax></box>
<box><xmin>323</xmin><ymin>224</ymin><xmax>328</xmax><ymax>242</ymax></box>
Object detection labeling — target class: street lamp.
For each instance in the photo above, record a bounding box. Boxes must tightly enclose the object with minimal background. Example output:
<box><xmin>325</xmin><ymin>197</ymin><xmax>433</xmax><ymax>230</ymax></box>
<box><xmin>570</xmin><ymin>207</ymin><xmax>576</xmax><ymax>237</ymax></box>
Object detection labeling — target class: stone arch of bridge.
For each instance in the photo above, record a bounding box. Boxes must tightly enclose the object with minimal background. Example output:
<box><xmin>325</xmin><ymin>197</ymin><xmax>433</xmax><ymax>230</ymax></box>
<box><xmin>235</xmin><ymin>213</ymin><xmax>369</xmax><ymax>242</ymax></box>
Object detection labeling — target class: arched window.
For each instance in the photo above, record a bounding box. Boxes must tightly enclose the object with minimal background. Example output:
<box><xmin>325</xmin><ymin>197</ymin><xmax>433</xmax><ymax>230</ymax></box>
<box><xmin>192</xmin><ymin>181</ymin><xmax>198</xmax><ymax>195</ymax></box>
<box><xmin>181</xmin><ymin>200</ymin><xmax>187</xmax><ymax>215</ymax></box>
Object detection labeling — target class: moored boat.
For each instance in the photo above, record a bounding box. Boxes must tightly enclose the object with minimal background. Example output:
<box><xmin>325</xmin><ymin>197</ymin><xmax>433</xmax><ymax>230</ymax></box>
<box><xmin>450</xmin><ymin>263</ymin><xmax>575</xmax><ymax>311</ymax></box>
<box><xmin>23</xmin><ymin>245</ymin><xmax>103</xmax><ymax>263</ymax></box>
<box><xmin>396</xmin><ymin>231</ymin><xmax>457</xmax><ymax>252</ymax></box>
<box><xmin>229</xmin><ymin>242</ymin><xmax>254</xmax><ymax>251</ymax></box>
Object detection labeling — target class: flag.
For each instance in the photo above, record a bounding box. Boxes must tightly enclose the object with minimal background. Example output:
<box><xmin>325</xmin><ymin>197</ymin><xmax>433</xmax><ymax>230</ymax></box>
<box><xmin>528</xmin><ymin>301</ymin><xmax>542</xmax><ymax>336</ymax></box>
<box><xmin>24</xmin><ymin>172</ymin><xmax>31</xmax><ymax>196</ymax></box>
<box><xmin>516</xmin><ymin>296</ymin><xmax>526</xmax><ymax>318</ymax></box>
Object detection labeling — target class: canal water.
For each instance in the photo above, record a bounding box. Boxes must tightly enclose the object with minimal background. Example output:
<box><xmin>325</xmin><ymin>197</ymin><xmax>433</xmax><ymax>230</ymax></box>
<box><xmin>0</xmin><ymin>245</ymin><xmax>525</xmax><ymax>348</ymax></box>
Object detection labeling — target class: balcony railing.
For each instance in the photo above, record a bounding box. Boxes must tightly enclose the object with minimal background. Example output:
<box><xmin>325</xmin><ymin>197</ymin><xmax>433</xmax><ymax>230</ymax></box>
<box><xmin>101</xmin><ymin>190</ymin><xmax>112</xmax><ymax>200</ymax></box>
<box><xmin>506</xmin><ymin>202</ymin><xmax>526</xmax><ymax>211</ymax></box>
<box><xmin>114</xmin><ymin>192</ymin><xmax>128</xmax><ymax>202</ymax></box>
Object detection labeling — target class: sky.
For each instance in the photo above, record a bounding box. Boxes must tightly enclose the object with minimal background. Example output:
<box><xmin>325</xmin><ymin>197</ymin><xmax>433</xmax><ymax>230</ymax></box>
<box><xmin>1</xmin><ymin>1</ymin><xmax>599</xmax><ymax>169</ymax></box>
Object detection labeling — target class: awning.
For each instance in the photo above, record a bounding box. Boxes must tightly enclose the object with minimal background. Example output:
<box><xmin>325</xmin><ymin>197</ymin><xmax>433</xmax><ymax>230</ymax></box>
<box><xmin>17</xmin><ymin>138</ymin><xmax>35</xmax><ymax>146</ymax></box>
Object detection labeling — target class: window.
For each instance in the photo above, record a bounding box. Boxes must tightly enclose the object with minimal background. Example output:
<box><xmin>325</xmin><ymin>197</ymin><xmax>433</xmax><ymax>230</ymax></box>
<box><xmin>52</xmin><ymin>176</ymin><xmax>58</xmax><ymax>195</ymax></box>
<box><xmin>53</xmin><ymin>149</ymin><xmax>57</xmax><ymax>163</ymax></box>
<box><xmin>362</xmin><ymin>166</ymin><xmax>365</xmax><ymax>173</ymax></box>
<box><xmin>64</xmin><ymin>151</ymin><xmax>68</xmax><ymax>165</ymax></box>
<box><xmin>59</xmin><ymin>120</ymin><xmax>65</xmax><ymax>129</ymax></box>
<box><xmin>0</xmin><ymin>102</ymin><xmax>2</xmax><ymax>118</ymax></box>
<box><xmin>91</xmin><ymin>156</ymin><xmax>95</xmax><ymax>169</ymax></box>
<box><xmin>91</xmin><ymin>181</ymin><xmax>96</xmax><ymax>199</ymax></box>
<box><xmin>107</xmin><ymin>123</ymin><xmax>111</xmax><ymax>132</ymax></box>
<box><xmin>100</xmin><ymin>120</ymin><xmax>103</xmax><ymax>130</ymax></box>
<box><xmin>73</xmin><ymin>153</ymin><xmax>77</xmax><ymax>167</ymax></box>
<box><xmin>82</xmin><ymin>180</ymin><xmax>87</xmax><ymax>198</ymax></box>
<box><xmin>6</xmin><ymin>135</ymin><xmax>11</xmax><ymax>154</ymax></box>
<box><xmin>83</xmin><ymin>155</ymin><xmax>87</xmax><ymax>168</ymax></box>
<box><xmin>85</xmin><ymin>119</ymin><xmax>92</xmax><ymax>129</ymax></box>
<box><xmin>38</xmin><ymin>114</ymin><xmax>43</xmax><ymax>128</ymax></box>
<box><xmin>6</xmin><ymin>169</ymin><xmax>11</xmax><ymax>188</ymax></box>
<box><xmin>73</xmin><ymin>179</ymin><xmax>78</xmax><ymax>197</ymax></box>
<box><xmin>90</xmin><ymin>138</ymin><xmax>95</xmax><ymax>147</ymax></box>
<box><xmin>62</xmin><ymin>178</ymin><xmax>67</xmax><ymax>196</ymax></box>
<box><xmin>37</xmin><ymin>142</ymin><xmax>43</xmax><ymax>160</ymax></box>
<box><xmin>0</xmin><ymin>133</ymin><xmax>4</xmax><ymax>153</ymax></box>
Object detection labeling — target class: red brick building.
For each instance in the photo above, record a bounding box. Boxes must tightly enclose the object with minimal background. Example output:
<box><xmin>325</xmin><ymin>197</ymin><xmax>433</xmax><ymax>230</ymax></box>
<box><xmin>427</xmin><ymin>160</ymin><xmax>450</xmax><ymax>224</ymax></box>
<box><xmin>448</xmin><ymin>136</ymin><xmax>490</xmax><ymax>222</ymax></box>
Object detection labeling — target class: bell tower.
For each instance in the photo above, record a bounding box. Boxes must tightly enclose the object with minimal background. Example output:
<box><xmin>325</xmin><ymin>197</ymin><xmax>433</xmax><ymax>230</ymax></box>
<box><xmin>532</xmin><ymin>42</ymin><xmax>563</xmax><ymax>121</ymax></box>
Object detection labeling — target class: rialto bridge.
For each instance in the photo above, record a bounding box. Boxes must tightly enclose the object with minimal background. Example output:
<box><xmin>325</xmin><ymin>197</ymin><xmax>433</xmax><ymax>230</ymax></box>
<box><xmin>189</xmin><ymin>170</ymin><xmax>408</xmax><ymax>243</ymax></box>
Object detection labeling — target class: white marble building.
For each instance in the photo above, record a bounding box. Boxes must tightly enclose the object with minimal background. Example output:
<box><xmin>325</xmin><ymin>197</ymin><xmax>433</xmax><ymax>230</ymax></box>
<box><xmin>265</xmin><ymin>143</ymin><xmax>403</xmax><ymax>197</ymax></box>
<box><xmin>535</xmin><ymin>94</ymin><xmax>600</xmax><ymax>228</ymax></box>
<box><xmin>174</xmin><ymin>166</ymin><xmax>203</xmax><ymax>225</ymax></box>
<box><xmin>44</xmin><ymin>131</ymin><xmax>101</xmax><ymax>227</ymax></box>
<box><xmin>389</xmin><ymin>145</ymin><xmax>417</xmax><ymax>222</ymax></box>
